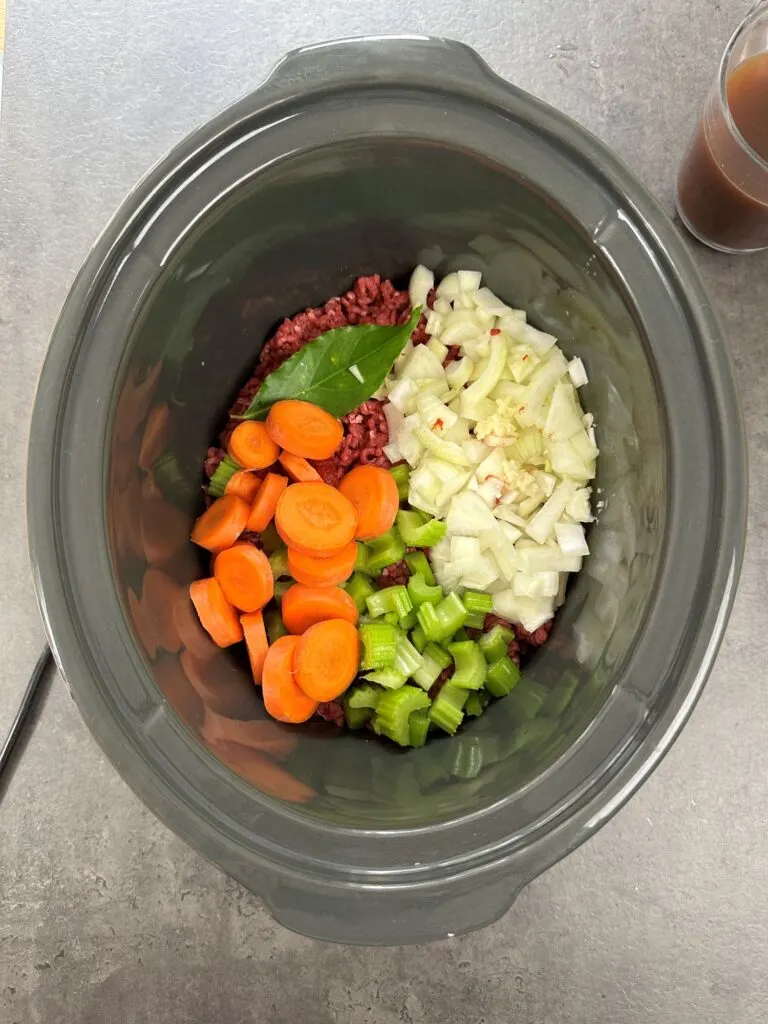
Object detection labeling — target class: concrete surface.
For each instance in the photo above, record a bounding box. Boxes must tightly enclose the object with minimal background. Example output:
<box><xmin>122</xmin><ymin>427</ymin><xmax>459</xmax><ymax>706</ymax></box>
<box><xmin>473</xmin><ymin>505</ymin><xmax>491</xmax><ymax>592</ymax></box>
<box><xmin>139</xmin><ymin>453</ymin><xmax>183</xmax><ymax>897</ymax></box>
<box><xmin>1</xmin><ymin>0</ymin><xmax>767</xmax><ymax>1021</ymax></box>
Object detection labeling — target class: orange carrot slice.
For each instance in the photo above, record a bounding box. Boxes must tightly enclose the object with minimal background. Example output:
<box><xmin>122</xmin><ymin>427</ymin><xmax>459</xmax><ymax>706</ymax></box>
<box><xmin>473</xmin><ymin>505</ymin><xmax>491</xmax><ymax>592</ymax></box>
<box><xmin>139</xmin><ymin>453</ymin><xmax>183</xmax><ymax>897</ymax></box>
<box><xmin>282</xmin><ymin>584</ymin><xmax>359</xmax><ymax>634</ymax></box>
<box><xmin>189</xmin><ymin>578</ymin><xmax>244</xmax><ymax>647</ymax></box>
<box><xmin>227</xmin><ymin>421</ymin><xmax>280</xmax><ymax>470</ymax></box>
<box><xmin>274</xmin><ymin>481</ymin><xmax>357</xmax><ymax>556</ymax></box>
<box><xmin>213</xmin><ymin>543</ymin><xmax>274</xmax><ymax>612</ymax></box>
<box><xmin>286</xmin><ymin>541</ymin><xmax>358</xmax><ymax>587</ymax></box>
<box><xmin>294</xmin><ymin>619</ymin><xmax>359</xmax><ymax>701</ymax></box>
<box><xmin>261</xmin><ymin>635</ymin><xmax>318</xmax><ymax>724</ymax></box>
<box><xmin>191</xmin><ymin>494</ymin><xmax>250</xmax><ymax>553</ymax></box>
<box><xmin>278</xmin><ymin>451</ymin><xmax>321</xmax><ymax>482</ymax></box>
<box><xmin>338</xmin><ymin>465</ymin><xmax>400</xmax><ymax>540</ymax></box>
<box><xmin>246</xmin><ymin>472</ymin><xmax>289</xmax><ymax>533</ymax></box>
<box><xmin>224</xmin><ymin>469</ymin><xmax>263</xmax><ymax>502</ymax></box>
<box><xmin>241</xmin><ymin>610</ymin><xmax>269</xmax><ymax>684</ymax></box>
<box><xmin>265</xmin><ymin>400</ymin><xmax>343</xmax><ymax>460</ymax></box>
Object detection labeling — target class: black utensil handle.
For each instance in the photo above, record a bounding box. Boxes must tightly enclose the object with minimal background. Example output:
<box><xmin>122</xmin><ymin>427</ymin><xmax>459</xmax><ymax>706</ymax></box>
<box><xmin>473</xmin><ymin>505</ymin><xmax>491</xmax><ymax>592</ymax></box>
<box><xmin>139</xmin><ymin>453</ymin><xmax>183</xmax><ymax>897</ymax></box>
<box><xmin>0</xmin><ymin>646</ymin><xmax>53</xmax><ymax>778</ymax></box>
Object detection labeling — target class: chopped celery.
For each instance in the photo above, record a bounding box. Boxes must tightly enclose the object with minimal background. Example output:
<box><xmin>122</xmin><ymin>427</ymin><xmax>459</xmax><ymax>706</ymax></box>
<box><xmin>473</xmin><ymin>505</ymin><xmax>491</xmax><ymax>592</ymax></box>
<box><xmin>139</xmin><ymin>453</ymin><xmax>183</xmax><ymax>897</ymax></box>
<box><xmin>389</xmin><ymin>462</ymin><xmax>411</xmax><ymax>501</ymax></box>
<box><xmin>412</xmin><ymin>642</ymin><xmax>451</xmax><ymax>691</ymax></box>
<box><xmin>464</xmin><ymin>610</ymin><xmax>486</xmax><ymax>630</ymax></box>
<box><xmin>429</xmin><ymin>683</ymin><xmax>468</xmax><ymax>735</ymax></box>
<box><xmin>344</xmin><ymin>704</ymin><xmax>372</xmax><ymax>730</ymax></box>
<box><xmin>450</xmin><ymin>736</ymin><xmax>484</xmax><ymax>778</ymax></box>
<box><xmin>360</xmin><ymin>622</ymin><xmax>398</xmax><ymax>670</ymax></box>
<box><xmin>452</xmin><ymin>627</ymin><xmax>470</xmax><ymax>643</ymax></box>
<box><xmin>346</xmin><ymin>573</ymin><xmax>376</xmax><ymax>613</ymax></box>
<box><xmin>446</xmin><ymin>641</ymin><xmax>487</xmax><ymax>690</ymax></box>
<box><xmin>263</xmin><ymin>606</ymin><xmax>288</xmax><ymax>644</ymax></box>
<box><xmin>393</xmin><ymin>636</ymin><xmax>424</xmax><ymax>679</ymax></box>
<box><xmin>465</xmin><ymin>691</ymin><xmax>490</xmax><ymax>717</ymax></box>
<box><xmin>258</xmin><ymin>521</ymin><xmax>282</xmax><ymax>555</ymax></box>
<box><xmin>207</xmin><ymin>455</ymin><xmax>241</xmax><ymax>498</ymax></box>
<box><xmin>346</xmin><ymin>682</ymin><xmax>382</xmax><ymax>709</ymax></box>
<box><xmin>408</xmin><ymin>709</ymin><xmax>431</xmax><ymax>748</ymax></box>
<box><xmin>396</xmin><ymin>510</ymin><xmax>447</xmax><ymax>548</ymax></box>
<box><xmin>384</xmin><ymin>611</ymin><xmax>399</xmax><ymax>627</ymax></box>
<box><xmin>505</xmin><ymin>678</ymin><xmax>548</xmax><ymax>722</ymax></box>
<box><xmin>354</xmin><ymin>543</ymin><xmax>371</xmax><ymax>576</ymax></box>
<box><xmin>462</xmin><ymin>590</ymin><xmax>494</xmax><ymax>615</ymax></box>
<box><xmin>541</xmin><ymin>671</ymin><xmax>580</xmax><ymax>717</ymax></box>
<box><xmin>273</xmin><ymin>580</ymin><xmax>292</xmax><ymax>602</ymax></box>
<box><xmin>407</xmin><ymin>573</ymin><xmax>444</xmax><ymax>609</ymax></box>
<box><xmin>411</xmin><ymin>624</ymin><xmax>428</xmax><ymax>653</ymax></box>
<box><xmin>405</xmin><ymin>550</ymin><xmax>436</xmax><ymax>586</ymax></box>
<box><xmin>364</xmin><ymin>667</ymin><xmax>408</xmax><ymax>689</ymax></box>
<box><xmin>399</xmin><ymin>608</ymin><xmax>418</xmax><ymax>631</ymax></box>
<box><xmin>366</xmin><ymin>585</ymin><xmax>413</xmax><ymax>620</ymax></box>
<box><xmin>365</xmin><ymin>528</ymin><xmax>406</xmax><ymax>574</ymax></box>
<box><xmin>268</xmin><ymin>547</ymin><xmax>290</xmax><ymax>580</ymax></box>
<box><xmin>479</xmin><ymin>625</ymin><xmax>515</xmax><ymax>663</ymax></box>
<box><xmin>417</xmin><ymin>592</ymin><xmax>468</xmax><ymax>643</ymax></box>
<box><xmin>373</xmin><ymin>685</ymin><xmax>431</xmax><ymax>746</ymax></box>
<box><xmin>485</xmin><ymin>656</ymin><xmax>521</xmax><ymax>697</ymax></box>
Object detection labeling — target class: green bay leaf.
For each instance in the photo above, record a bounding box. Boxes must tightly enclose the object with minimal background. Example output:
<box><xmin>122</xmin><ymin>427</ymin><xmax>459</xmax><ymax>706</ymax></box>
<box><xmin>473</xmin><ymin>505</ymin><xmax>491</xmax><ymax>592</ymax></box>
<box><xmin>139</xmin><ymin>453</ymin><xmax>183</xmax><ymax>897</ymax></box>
<box><xmin>239</xmin><ymin>306</ymin><xmax>421</xmax><ymax>420</ymax></box>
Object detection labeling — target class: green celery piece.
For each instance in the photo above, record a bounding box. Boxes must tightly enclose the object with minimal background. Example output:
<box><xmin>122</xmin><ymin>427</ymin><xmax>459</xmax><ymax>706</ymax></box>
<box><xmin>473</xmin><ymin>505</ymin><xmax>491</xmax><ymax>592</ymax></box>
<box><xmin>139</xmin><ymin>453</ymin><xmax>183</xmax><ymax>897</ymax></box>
<box><xmin>239</xmin><ymin>307</ymin><xmax>422</xmax><ymax>419</ymax></box>
<box><xmin>258</xmin><ymin>521</ymin><xmax>282</xmax><ymax>555</ymax></box>
<box><xmin>366</xmin><ymin>585</ymin><xmax>412</xmax><ymax>620</ymax></box>
<box><xmin>396</xmin><ymin>509</ymin><xmax>447</xmax><ymax>548</ymax></box>
<box><xmin>479</xmin><ymin>625</ymin><xmax>515</xmax><ymax>664</ymax></box>
<box><xmin>452</xmin><ymin>627</ymin><xmax>470</xmax><ymax>643</ymax></box>
<box><xmin>354</xmin><ymin>543</ymin><xmax>371</xmax><ymax>576</ymax></box>
<box><xmin>408</xmin><ymin>709</ymin><xmax>431</xmax><ymax>748</ymax></box>
<box><xmin>541</xmin><ymin>671</ymin><xmax>580</xmax><ymax>717</ymax></box>
<box><xmin>393</xmin><ymin>637</ymin><xmax>424</xmax><ymax>679</ymax></box>
<box><xmin>429</xmin><ymin>683</ymin><xmax>468</xmax><ymax>735</ymax></box>
<box><xmin>263</xmin><ymin>606</ymin><xmax>288</xmax><ymax>644</ymax></box>
<box><xmin>268</xmin><ymin>547</ymin><xmax>290</xmax><ymax>580</ymax></box>
<box><xmin>344</xmin><ymin>705</ymin><xmax>372</xmax><ymax>730</ymax></box>
<box><xmin>399</xmin><ymin>609</ymin><xmax>418</xmax><ymax>631</ymax></box>
<box><xmin>389</xmin><ymin>463</ymin><xmax>410</xmax><ymax>501</ymax></box>
<box><xmin>505</xmin><ymin>678</ymin><xmax>548</xmax><ymax>722</ymax></box>
<box><xmin>404</xmin><ymin>550</ymin><xmax>436</xmax><ymax>586</ymax></box>
<box><xmin>366</xmin><ymin>528</ymin><xmax>407</xmax><ymax>574</ymax></box>
<box><xmin>273</xmin><ymin>580</ymin><xmax>292</xmax><ymax>602</ymax></box>
<box><xmin>373</xmin><ymin>685</ymin><xmax>430</xmax><ymax>746</ymax></box>
<box><xmin>464</xmin><ymin>691</ymin><xmax>490</xmax><ymax>717</ymax></box>
<box><xmin>384</xmin><ymin>611</ymin><xmax>400</xmax><ymax>627</ymax></box>
<box><xmin>416</xmin><ymin>592</ymin><xmax>468</xmax><ymax>643</ymax></box>
<box><xmin>359</xmin><ymin>622</ymin><xmax>398</xmax><ymax>670</ymax></box>
<box><xmin>462</xmin><ymin>590</ymin><xmax>494</xmax><ymax>615</ymax></box>
<box><xmin>346</xmin><ymin>573</ymin><xmax>376</xmax><ymax>613</ymax></box>
<box><xmin>464</xmin><ymin>610</ymin><xmax>486</xmax><ymax>630</ymax></box>
<box><xmin>364</xmin><ymin>667</ymin><xmax>408</xmax><ymax>690</ymax></box>
<box><xmin>446</xmin><ymin>641</ymin><xmax>487</xmax><ymax>690</ymax></box>
<box><xmin>450</xmin><ymin>736</ymin><xmax>484</xmax><ymax>779</ymax></box>
<box><xmin>485</xmin><ymin>656</ymin><xmax>521</xmax><ymax>697</ymax></box>
<box><xmin>346</xmin><ymin>682</ymin><xmax>382</xmax><ymax>709</ymax></box>
<box><xmin>207</xmin><ymin>455</ymin><xmax>241</xmax><ymax>498</ymax></box>
<box><xmin>411</xmin><ymin>624</ymin><xmax>428</xmax><ymax>653</ymax></box>
<box><xmin>407</xmin><ymin>572</ymin><xmax>444</xmax><ymax>609</ymax></box>
<box><xmin>411</xmin><ymin>641</ymin><xmax>450</xmax><ymax>691</ymax></box>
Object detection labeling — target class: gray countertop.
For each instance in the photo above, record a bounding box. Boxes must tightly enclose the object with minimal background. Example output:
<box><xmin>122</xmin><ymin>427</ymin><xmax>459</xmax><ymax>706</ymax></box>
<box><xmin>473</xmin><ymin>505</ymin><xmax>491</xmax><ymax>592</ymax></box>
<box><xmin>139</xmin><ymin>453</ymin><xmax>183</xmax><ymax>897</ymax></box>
<box><xmin>1</xmin><ymin>1</ymin><xmax>767</xmax><ymax>1021</ymax></box>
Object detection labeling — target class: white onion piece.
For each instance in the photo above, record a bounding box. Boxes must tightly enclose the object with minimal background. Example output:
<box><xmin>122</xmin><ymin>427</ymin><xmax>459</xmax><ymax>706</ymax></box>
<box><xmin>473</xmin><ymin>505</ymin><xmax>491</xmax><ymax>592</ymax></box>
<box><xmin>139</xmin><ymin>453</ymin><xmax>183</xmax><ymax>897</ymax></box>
<box><xmin>427</xmin><ymin>337</ymin><xmax>449</xmax><ymax>362</ymax></box>
<box><xmin>404</xmin><ymin>345</ymin><xmax>447</xmax><ymax>380</ymax></box>
<box><xmin>426</xmin><ymin>311</ymin><xmax>444</xmax><ymax>336</ymax></box>
<box><xmin>436</xmin><ymin>272</ymin><xmax>461</xmax><ymax>299</ymax></box>
<box><xmin>566</xmin><ymin>488</ymin><xmax>594</xmax><ymax>522</ymax></box>
<box><xmin>383</xmin><ymin>441</ymin><xmax>403</xmax><ymax>463</ymax></box>
<box><xmin>525</xmin><ymin>479</ymin><xmax>578</xmax><ymax>544</ymax></box>
<box><xmin>445</xmin><ymin>356</ymin><xmax>474</xmax><ymax>390</ymax></box>
<box><xmin>446</xmin><ymin>491</ymin><xmax>497</xmax><ymax>536</ymax></box>
<box><xmin>555</xmin><ymin>522</ymin><xmax>590</xmax><ymax>556</ymax></box>
<box><xmin>473</xmin><ymin>286</ymin><xmax>512</xmax><ymax>316</ymax></box>
<box><xmin>492</xmin><ymin>591</ymin><xmax>553</xmax><ymax>633</ymax></box>
<box><xmin>409</xmin><ymin>264</ymin><xmax>434</xmax><ymax>309</ymax></box>
<box><xmin>458</xmin><ymin>269</ymin><xmax>483</xmax><ymax>292</ymax></box>
<box><xmin>568</xmin><ymin>356</ymin><xmax>589</xmax><ymax>387</ymax></box>
<box><xmin>414</xmin><ymin>423</ymin><xmax>471</xmax><ymax>465</ymax></box>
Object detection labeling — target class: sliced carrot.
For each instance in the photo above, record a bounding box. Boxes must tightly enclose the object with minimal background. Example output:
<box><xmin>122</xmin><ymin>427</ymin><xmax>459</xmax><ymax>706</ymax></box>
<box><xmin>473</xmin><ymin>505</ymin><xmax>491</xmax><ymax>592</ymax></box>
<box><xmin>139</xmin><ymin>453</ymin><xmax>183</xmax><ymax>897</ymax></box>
<box><xmin>139</xmin><ymin>404</ymin><xmax>171</xmax><ymax>471</ymax></box>
<box><xmin>227</xmin><ymin>421</ymin><xmax>280</xmax><ymax>470</ymax></box>
<box><xmin>278</xmin><ymin>451</ymin><xmax>321</xmax><ymax>483</ymax></box>
<box><xmin>282</xmin><ymin>584</ymin><xmax>359</xmax><ymax>634</ymax></box>
<box><xmin>141</xmin><ymin>494</ymin><xmax>188</xmax><ymax>565</ymax></box>
<box><xmin>180</xmin><ymin>648</ymin><xmax>260</xmax><ymax>718</ymax></box>
<box><xmin>294</xmin><ymin>619</ymin><xmax>360</xmax><ymax>701</ymax></box>
<box><xmin>128</xmin><ymin>587</ymin><xmax>160</xmax><ymax>659</ymax></box>
<box><xmin>142</xmin><ymin>568</ymin><xmax>183</xmax><ymax>653</ymax></box>
<box><xmin>241</xmin><ymin>610</ymin><xmax>269</xmax><ymax>684</ymax></box>
<box><xmin>265</xmin><ymin>400</ymin><xmax>343</xmax><ymax>460</ymax></box>
<box><xmin>191</xmin><ymin>493</ymin><xmax>250</xmax><ymax>553</ymax></box>
<box><xmin>173</xmin><ymin>587</ymin><xmax>220</xmax><ymax>660</ymax></box>
<box><xmin>286</xmin><ymin>541</ymin><xmax>358</xmax><ymax>587</ymax></box>
<box><xmin>274</xmin><ymin>481</ymin><xmax>357</xmax><ymax>556</ymax></box>
<box><xmin>213</xmin><ymin>542</ymin><xmax>274</xmax><ymax>612</ymax></box>
<box><xmin>262</xmin><ymin>635</ymin><xmax>318</xmax><ymax>724</ymax></box>
<box><xmin>213</xmin><ymin>745</ymin><xmax>314</xmax><ymax>803</ymax></box>
<box><xmin>246</xmin><ymin>472</ymin><xmax>288</xmax><ymax>532</ymax></box>
<box><xmin>202</xmin><ymin>709</ymin><xmax>297</xmax><ymax>761</ymax></box>
<box><xmin>338</xmin><ymin>465</ymin><xmax>400</xmax><ymax>541</ymax></box>
<box><xmin>189</xmin><ymin>578</ymin><xmax>244</xmax><ymax>647</ymax></box>
<box><xmin>154</xmin><ymin>653</ymin><xmax>205</xmax><ymax>733</ymax></box>
<box><xmin>225</xmin><ymin>469</ymin><xmax>263</xmax><ymax>503</ymax></box>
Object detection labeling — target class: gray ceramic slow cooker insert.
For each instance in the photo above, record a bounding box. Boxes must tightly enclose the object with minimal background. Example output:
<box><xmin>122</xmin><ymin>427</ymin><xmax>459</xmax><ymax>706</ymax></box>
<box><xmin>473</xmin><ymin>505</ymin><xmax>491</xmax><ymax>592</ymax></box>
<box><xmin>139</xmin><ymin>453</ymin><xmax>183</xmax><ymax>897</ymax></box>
<box><xmin>28</xmin><ymin>37</ymin><xmax>746</xmax><ymax>944</ymax></box>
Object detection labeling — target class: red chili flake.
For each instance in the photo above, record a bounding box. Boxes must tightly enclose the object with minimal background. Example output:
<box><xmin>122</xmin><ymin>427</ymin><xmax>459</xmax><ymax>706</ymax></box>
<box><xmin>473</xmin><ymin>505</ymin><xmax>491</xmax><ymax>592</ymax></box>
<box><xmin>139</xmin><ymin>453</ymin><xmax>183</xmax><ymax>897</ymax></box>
<box><xmin>433</xmin><ymin>418</ymin><xmax>444</xmax><ymax>430</ymax></box>
<box><xmin>490</xmin><ymin>328</ymin><xmax>501</xmax><ymax>336</ymax></box>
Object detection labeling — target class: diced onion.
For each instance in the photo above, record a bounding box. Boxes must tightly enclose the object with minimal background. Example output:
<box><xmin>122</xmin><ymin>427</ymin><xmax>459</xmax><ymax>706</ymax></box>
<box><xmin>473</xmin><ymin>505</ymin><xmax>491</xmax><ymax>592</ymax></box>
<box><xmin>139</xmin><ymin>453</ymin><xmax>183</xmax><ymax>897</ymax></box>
<box><xmin>409</xmin><ymin>264</ymin><xmax>434</xmax><ymax>309</ymax></box>
<box><xmin>555</xmin><ymin>522</ymin><xmax>590</xmax><ymax>556</ymax></box>
<box><xmin>568</xmin><ymin>356</ymin><xmax>589</xmax><ymax>387</ymax></box>
<box><xmin>457</xmin><ymin>270</ymin><xmax>482</xmax><ymax>293</ymax></box>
